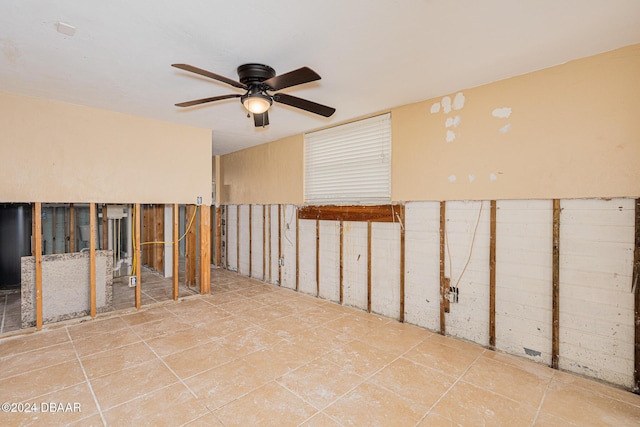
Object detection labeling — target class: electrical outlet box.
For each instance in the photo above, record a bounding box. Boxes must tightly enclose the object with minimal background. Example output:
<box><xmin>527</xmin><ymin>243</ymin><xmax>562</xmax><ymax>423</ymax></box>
<box><xmin>196</xmin><ymin>196</ymin><xmax>203</xmax><ymax>206</ymax></box>
<box><xmin>128</xmin><ymin>276</ymin><xmax>137</xmax><ymax>287</ymax></box>
<box><xmin>447</xmin><ymin>286</ymin><xmax>459</xmax><ymax>303</ymax></box>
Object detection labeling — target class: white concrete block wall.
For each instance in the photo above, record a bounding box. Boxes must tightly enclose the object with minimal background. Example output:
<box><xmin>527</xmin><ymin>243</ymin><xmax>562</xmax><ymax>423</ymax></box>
<box><xmin>250</xmin><ymin>204</ymin><xmax>264</xmax><ymax>280</ymax></box>
<box><xmin>495</xmin><ymin>200</ymin><xmax>553</xmax><ymax>364</ymax></box>
<box><xmin>559</xmin><ymin>198</ymin><xmax>635</xmax><ymax>388</ymax></box>
<box><xmin>269</xmin><ymin>205</ymin><xmax>279</xmax><ymax>285</ymax></box>
<box><xmin>444</xmin><ymin>200</ymin><xmax>491</xmax><ymax>346</ymax></box>
<box><xmin>318</xmin><ymin>221</ymin><xmax>340</xmax><ymax>302</ymax></box>
<box><xmin>298</xmin><ymin>219</ymin><xmax>317</xmax><ymax>296</ymax></box>
<box><xmin>281</xmin><ymin>205</ymin><xmax>297</xmax><ymax>290</ymax></box>
<box><xmin>237</xmin><ymin>205</ymin><xmax>250</xmax><ymax>277</ymax></box>
<box><xmin>225</xmin><ymin>205</ymin><xmax>238</xmax><ymax>272</ymax></box>
<box><xmin>371</xmin><ymin>222</ymin><xmax>401</xmax><ymax>319</ymax></box>
<box><xmin>404</xmin><ymin>202</ymin><xmax>441</xmax><ymax>331</ymax></box>
<box><xmin>342</xmin><ymin>221</ymin><xmax>368</xmax><ymax>310</ymax></box>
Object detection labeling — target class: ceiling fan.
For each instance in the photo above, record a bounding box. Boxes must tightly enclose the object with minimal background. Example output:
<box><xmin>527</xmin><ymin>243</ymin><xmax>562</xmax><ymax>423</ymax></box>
<box><xmin>172</xmin><ymin>63</ymin><xmax>336</xmax><ymax>127</ymax></box>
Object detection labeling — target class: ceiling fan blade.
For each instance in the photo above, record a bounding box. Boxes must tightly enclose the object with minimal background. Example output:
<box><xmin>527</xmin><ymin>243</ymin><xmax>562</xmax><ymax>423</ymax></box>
<box><xmin>253</xmin><ymin>111</ymin><xmax>269</xmax><ymax>127</ymax></box>
<box><xmin>263</xmin><ymin>67</ymin><xmax>321</xmax><ymax>91</ymax></box>
<box><xmin>175</xmin><ymin>94</ymin><xmax>241</xmax><ymax>107</ymax></box>
<box><xmin>172</xmin><ymin>63</ymin><xmax>247</xmax><ymax>90</ymax></box>
<box><xmin>273</xmin><ymin>93</ymin><xmax>335</xmax><ymax>117</ymax></box>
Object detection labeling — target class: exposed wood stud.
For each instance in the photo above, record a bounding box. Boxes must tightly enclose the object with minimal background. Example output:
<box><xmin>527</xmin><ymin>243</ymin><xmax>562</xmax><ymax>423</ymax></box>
<box><xmin>215</xmin><ymin>206</ymin><xmax>222</xmax><ymax>268</ymax></box>
<box><xmin>102</xmin><ymin>205</ymin><xmax>108</xmax><ymax>251</ymax></box>
<box><xmin>299</xmin><ymin>205</ymin><xmax>402</xmax><ymax>222</ymax></box>
<box><xmin>69</xmin><ymin>203</ymin><xmax>75</xmax><ymax>252</ymax></box>
<box><xmin>633</xmin><ymin>198</ymin><xmax>640</xmax><ymax>393</ymax></box>
<box><xmin>52</xmin><ymin>207</ymin><xmax>57</xmax><ymax>254</ymax></box>
<box><xmin>156</xmin><ymin>205</ymin><xmax>165</xmax><ymax>273</ymax></box>
<box><xmin>263</xmin><ymin>205</ymin><xmax>266</xmax><ymax>281</ymax></box>
<box><xmin>278</xmin><ymin>205</ymin><xmax>282</xmax><ymax>286</ymax></box>
<box><xmin>552</xmin><ymin>199</ymin><xmax>561</xmax><ymax>370</ymax></box>
<box><xmin>173</xmin><ymin>204</ymin><xmax>179</xmax><ymax>300</ymax></box>
<box><xmin>237</xmin><ymin>205</ymin><xmax>240</xmax><ymax>275</ymax></box>
<box><xmin>439</xmin><ymin>201</ymin><xmax>448</xmax><ymax>335</ymax></box>
<box><xmin>185</xmin><ymin>205</ymin><xmax>197</xmax><ymax>287</ymax></box>
<box><xmin>225</xmin><ymin>206</ymin><xmax>229</xmax><ymax>270</ymax></box>
<box><xmin>89</xmin><ymin>203</ymin><xmax>97</xmax><ymax>318</ymax></box>
<box><xmin>367</xmin><ymin>221</ymin><xmax>372</xmax><ymax>313</ymax></box>
<box><xmin>210</xmin><ymin>206</ymin><xmax>214</xmax><ymax>266</ymax></box>
<box><xmin>135</xmin><ymin>203</ymin><xmax>141</xmax><ymax>309</ymax></box>
<box><xmin>249</xmin><ymin>204</ymin><xmax>253</xmax><ymax>278</ymax></box>
<box><xmin>316</xmin><ymin>219</ymin><xmax>320</xmax><ymax>297</ymax></box>
<box><xmin>399</xmin><ymin>208</ymin><xmax>405</xmax><ymax>323</ymax></box>
<box><xmin>64</xmin><ymin>206</ymin><xmax>68</xmax><ymax>253</ymax></box>
<box><xmin>34</xmin><ymin>202</ymin><xmax>43</xmax><ymax>330</ymax></box>
<box><xmin>267</xmin><ymin>205</ymin><xmax>272</xmax><ymax>283</ymax></box>
<box><xmin>489</xmin><ymin>200</ymin><xmax>497</xmax><ymax>349</ymax></box>
<box><xmin>295</xmin><ymin>208</ymin><xmax>300</xmax><ymax>292</ymax></box>
<box><xmin>199</xmin><ymin>206</ymin><xmax>211</xmax><ymax>294</ymax></box>
<box><xmin>339</xmin><ymin>220</ymin><xmax>344</xmax><ymax>305</ymax></box>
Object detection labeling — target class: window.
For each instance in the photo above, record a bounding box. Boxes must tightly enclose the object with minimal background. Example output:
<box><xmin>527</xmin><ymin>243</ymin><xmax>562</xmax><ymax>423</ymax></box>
<box><xmin>304</xmin><ymin>113</ymin><xmax>391</xmax><ymax>205</ymax></box>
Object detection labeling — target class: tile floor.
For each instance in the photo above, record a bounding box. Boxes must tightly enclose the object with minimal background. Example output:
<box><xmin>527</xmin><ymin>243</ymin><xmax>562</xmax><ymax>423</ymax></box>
<box><xmin>0</xmin><ymin>268</ymin><xmax>639</xmax><ymax>426</ymax></box>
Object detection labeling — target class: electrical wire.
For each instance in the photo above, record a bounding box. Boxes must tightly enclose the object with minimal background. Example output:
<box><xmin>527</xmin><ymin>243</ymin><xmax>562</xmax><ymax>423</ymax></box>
<box><xmin>445</xmin><ymin>201</ymin><xmax>484</xmax><ymax>290</ymax></box>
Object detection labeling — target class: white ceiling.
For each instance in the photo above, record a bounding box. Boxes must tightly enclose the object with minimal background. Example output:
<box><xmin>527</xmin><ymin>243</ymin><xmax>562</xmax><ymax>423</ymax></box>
<box><xmin>1</xmin><ymin>1</ymin><xmax>639</xmax><ymax>155</ymax></box>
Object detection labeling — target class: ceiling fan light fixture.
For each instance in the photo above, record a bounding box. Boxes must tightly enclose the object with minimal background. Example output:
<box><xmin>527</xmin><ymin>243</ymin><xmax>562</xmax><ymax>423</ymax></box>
<box><xmin>242</xmin><ymin>92</ymin><xmax>272</xmax><ymax>114</ymax></box>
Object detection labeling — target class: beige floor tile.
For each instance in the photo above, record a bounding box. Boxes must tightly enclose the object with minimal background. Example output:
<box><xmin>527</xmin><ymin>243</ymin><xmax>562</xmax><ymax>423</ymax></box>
<box><xmin>552</xmin><ymin>370</ymin><xmax>640</xmax><ymax>408</ymax></box>
<box><xmin>119</xmin><ymin>307</ymin><xmax>177</xmax><ymax>327</ymax></box>
<box><xmin>130</xmin><ymin>315</ymin><xmax>192</xmax><ymax>340</ymax></box>
<box><xmin>0</xmin><ymin>328</ymin><xmax>70</xmax><ymax>358</ymax></box>
<box><xmin>432</xmin><ymin>381</ymin><xmax>537</xmax><ymax>427</ymax></box>
<box><xmin>461</xmin><ymin>355</ymin><xmax>551</xmax><ymax>407</ymax></box>
<box><xmin>218</xmin><ymin>326</ymin><xmax>282</xmax><ymax>356</ymax></box>
<box><xmin>72</xmin><ymin>327</ymin><xmax>141</xmax><ymax>358</ymax></box>
<box><xmin>250</xmin><ymin>291</ymin><xmax>298</xmax><ymax>305</ymax></box>
<box><xmin>0</xmin><ymin>360</ymin><xmax>85</xmax><ymax>402</ymax></box>
<box><xmin>66</xmin><ymin>316</ymin><xmax>128</xmax><ymax>341</ymax></box>
<box><xmin>533</xmin><ymin>412</ymin><xmax>582</xmax><ymax>427</ymax></box>
<box><xmin>370</xmin><ymin>357</ymin><xmax>456</xmax><ymax>408</ymax></box>
<box><xmin>242</xmin><ymin>303</ymin><xmax>293</xmax><ymax>325</ymax></box>
<box><xmin>67</xmin><ymin>413</ymin><xmax>105</xmax><ymax>426</ymax></box>
<box><xmin>0</xmin><ymin>341</ymin><xmax>77</xmax><ymax>380</ymax></box>
<box><xmin>482</xmin><ymin>349</ymin><xmax>555</xmax><ymax>379</ymax></box>
<box><xmin>403</xmin><ymin>339</ymin><xmax>481</xmax><ymax>377</ymax></box>
<box><xmin>217</xmin><ymin>299</ymin><xmax>268</xmax><ymax>315</ymax></box>
<box><xmin>298</xmin><ymin>412</ymin><xmax>343</xmax><ymax>426</ymax></box>
<box><xmin>417</xmin><ymin>412</ymin><xmax>463</xmax><ymax>426</ymax></box>
<box><xmin>90</xmin><ymin>359</ymin><xmax>179</xmax><ymax>410</ymax></box>
<box><xmin>103</xmin><ymin>383</ymin><xmax>208</xmax><ymax>426</ymax></box>
<box><xmin>202</xmin><ymin>291</ymin><xmax>248</xmax><ymax>306</ymax></box>
<box><xmin>277</xmin><ymin>357</ymin><xmax>364</xmax><ymax>410</ymax></box>
<box><xmin>242</xmin><ymin>340</ymin><xmax>317</xmax><ymax>380</ymax></box>
<box><xmin>324</xmin><ymin>313</ymin><xmax>390</xmax><ymax>338</ymax></box>
<box><xmin>538</xmin><ymin>377</ymin><xmax>640</xmax><ymax>426</ymax></box>
<box><xmin>145</xmin><ymin>327</ymin><xmax>212</xmax><ymax>357</ymax></box>
<box><xmin>324</xmin><ymin>381</ymin><xmax>428</xmax><ymax>426</ymax></box>
<box><xmin>199</xmin><ymin>315</ymin><xmax>254</xmax><ymax>340</ymax></box>
<box><xmin>295</xmin><ymin>306</ymin><xmax>345</xmax><ymax>327</ymax></box>
<box><xmin>80</xmin><ymin>341</ymin><xmax>157</xmax><ymax>379</ymax></box>
<box><xmin>285</xmin><ymin>326</ymin><xmax>353</xmax><ymax>358</ymax></box>
<box><xmin>363</xmin><ymin>321</ymin><xmax>431</xmax><ymax>355</ymax></box>
<box><xmin>214</xmin><ymin>381</ymin><xmax>317</xmax><ymax>427</ymax></box>
<box><xmin>163</xmin><ymin>340</ymin><xmax>237</xmax><ymax>379</ymax></box>
<box><xmin>184</xmin><ymin>358</ymin><xmax>272</xmax><ymax>409</ymax></box>
<box><xmin>323</xmin><ymin>339</ymin><xmax>397</xmax><ymax>377</ymax></box>
<box><xmin>183</xmin><ymin>412</ymin><xmax>226</xmax><ymax>426</ymax></box>
<box><xmin>260</xmin><ymin>315</ymin><xmax>316</xmax><ymax>338</ymax></box>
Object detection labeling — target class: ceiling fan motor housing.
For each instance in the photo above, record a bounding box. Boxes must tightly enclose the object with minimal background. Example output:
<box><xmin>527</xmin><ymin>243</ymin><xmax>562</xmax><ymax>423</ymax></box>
<box><xmin>237</xmin><ymin>63</ymin><xmax>276</xmax><ymax>86</ymax></box>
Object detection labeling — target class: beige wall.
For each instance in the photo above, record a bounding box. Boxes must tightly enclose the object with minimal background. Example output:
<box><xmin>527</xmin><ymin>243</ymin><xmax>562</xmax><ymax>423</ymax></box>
<box><xmin>392</xmin><ymin>44</ymin><xmax>640</xmax><ymax>201</ymax></box>
<box><xmin>214</xmin><ymin>44</ymin><xmax>640</xmax><ymax>205</ymax></box>
<box><xmin>0</xmin><ymin>92</ymin><xmax>212</xmax><ymax>204</ymax></box>
<box><xmin>220</xmin><ymin>135</ymin><xmax>303</xmax><ymax>204</ymax></box>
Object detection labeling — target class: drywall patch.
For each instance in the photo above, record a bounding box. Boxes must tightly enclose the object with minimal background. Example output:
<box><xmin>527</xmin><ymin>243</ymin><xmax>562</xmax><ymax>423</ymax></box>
<box><xmin>446</xmin><ymin>130</ymin><xmax>456</xmax><ymax>143</ymax></box>
<box><xmin>468</xmin><ymin>174</ymin><xmax>475</xmax><ymax>183</ymax></box>
<box><xmin>430</xmin><ymin>102</ymin><xmax>441</xmax><ymax>114</ymax></box>
<box><xmin>452</xmin><ymin>92</ymin><xmax>466</xmax><ymax>110</ymax></box>
<box><xmin>442</xmin><ymin>96</ymin><xmax>452</xmax><ymax>114</ymax></box>
<box><xmin>448</xmin><ymin>175</ymin><xmax>457</xmax><ymax>183</ymax></box>
<box><xmin>492</xmin><ymin>107</ymin><xmax>512</xmax><ymax>119</ymax></box>
<box><xmin>499</xmin><ymin>123</ymin><xmax>511</xmax><ymax>133</ymax></box>
<box><xmin>445</xmin><ymin>116</ymin><xmax>461</xmax><ymax>128</ymax></box>
<box><xmin>489</xmin><ymin>173</ymin><xmax>498</xmax><ymax>182</ymax></box>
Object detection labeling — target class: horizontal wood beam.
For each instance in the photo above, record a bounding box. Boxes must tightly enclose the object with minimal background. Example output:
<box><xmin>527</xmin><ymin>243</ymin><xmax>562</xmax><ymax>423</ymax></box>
<box><xmin>298</xmin><ymin>204</ymin><xmax>404</xmax><ymax>223</ymax></box>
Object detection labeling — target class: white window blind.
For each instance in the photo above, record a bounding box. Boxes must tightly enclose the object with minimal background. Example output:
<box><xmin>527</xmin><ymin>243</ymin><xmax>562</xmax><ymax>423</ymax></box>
<box><xmin>304</xmin><ymin>113</ymin><xmax>391</xmax><ymax>205</ymax></box>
